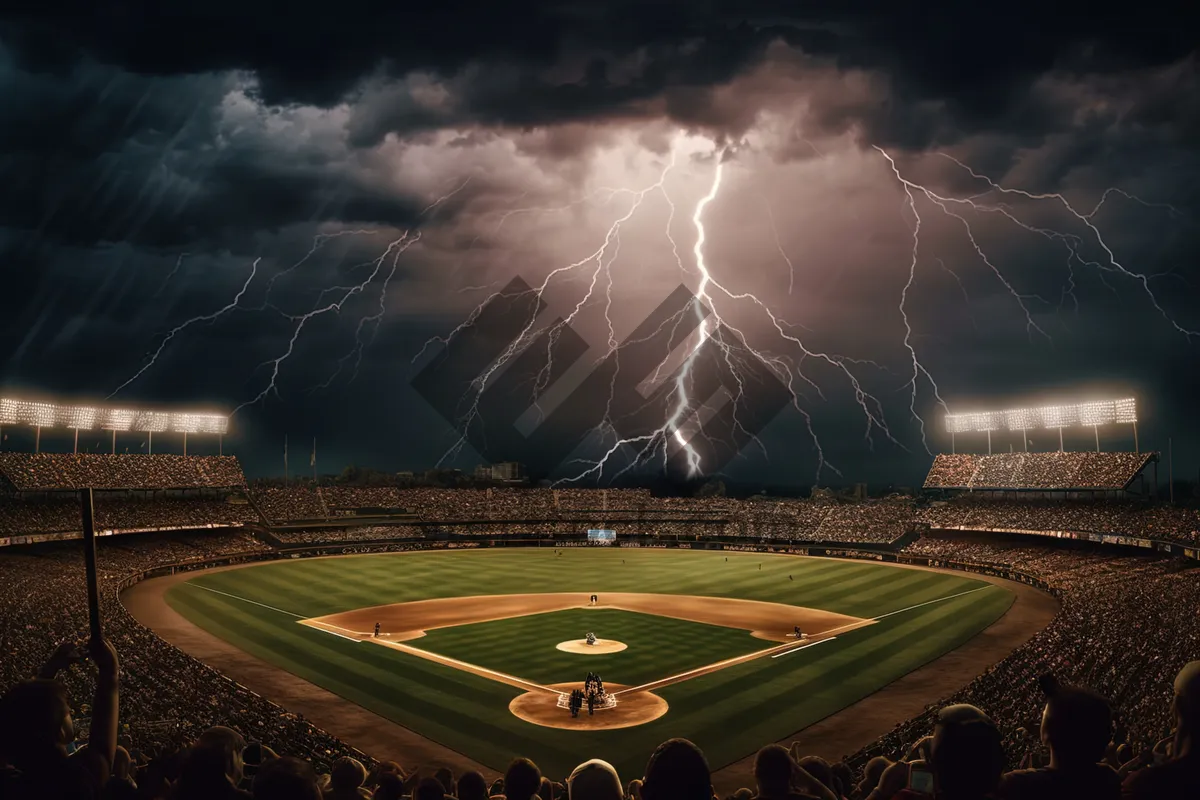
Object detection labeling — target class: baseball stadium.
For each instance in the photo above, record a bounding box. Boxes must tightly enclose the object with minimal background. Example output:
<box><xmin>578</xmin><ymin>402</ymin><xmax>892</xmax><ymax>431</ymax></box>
<box><xmin>1</xmin><ymin>394</ymin><xmax>1197</xmax><ymax>799</ymax></box>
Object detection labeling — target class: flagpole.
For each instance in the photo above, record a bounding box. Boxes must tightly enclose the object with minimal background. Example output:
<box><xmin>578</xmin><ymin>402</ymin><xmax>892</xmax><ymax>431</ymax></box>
<box><xmin>284</xmin><ymin>435</ymin><xmax>289</xmax><ymax>487</ymax></box>
<box><xmin>311</xmin><ymin>437</ymin><xmax>317</xmax><ymax>485</ymax></box>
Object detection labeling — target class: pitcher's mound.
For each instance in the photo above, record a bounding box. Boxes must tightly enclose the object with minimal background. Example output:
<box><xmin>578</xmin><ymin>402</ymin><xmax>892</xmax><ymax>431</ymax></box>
<box><xmin>556</xmin><ymin>639</ymin><xmax>627</xmax><ymax>654</ymax></box>
<box><xmin>510</xmin><ymin>683</ymin><xmax>667</xmax><ymax>730</ymax></box>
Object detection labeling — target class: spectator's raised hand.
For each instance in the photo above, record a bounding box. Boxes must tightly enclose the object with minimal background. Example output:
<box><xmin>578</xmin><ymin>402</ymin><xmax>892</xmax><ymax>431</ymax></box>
<box><xmin>88</xmin><ymin>636</ymin><xmax>119</xmax><ymax>679</ymax></box>
<box><xmin>37</xmin><ymin>641</ymin><xmax>87</xmax><ymax>680</ymax></box>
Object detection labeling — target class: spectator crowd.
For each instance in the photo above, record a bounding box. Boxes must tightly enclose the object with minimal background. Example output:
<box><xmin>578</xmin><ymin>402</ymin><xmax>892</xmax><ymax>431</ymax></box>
<box><xmin>0</xmin><ymin>454</ymin><xmax>247</xmax><ymax>491</ymax></box>
<box><xmin>3</xmin><ymin>525</ymin><xmax>1200</xmax><ymax>799</ymax></box>
<box><xmin>924</xmin><ymin>452</ymin><xmax>1153</xmax><ymax>491</ymax></box>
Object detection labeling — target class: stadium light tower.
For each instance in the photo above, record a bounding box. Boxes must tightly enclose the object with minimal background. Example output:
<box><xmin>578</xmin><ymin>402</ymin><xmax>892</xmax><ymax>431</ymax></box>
<box><xmin>945</xmin><ymin>397</ymin><xmax>1137</xmax><ymax>454</ymax></box>
<box><xmin>0</xmin><ymin>397</ymin><xmax>229</xmax><ymax>456</ymax></box>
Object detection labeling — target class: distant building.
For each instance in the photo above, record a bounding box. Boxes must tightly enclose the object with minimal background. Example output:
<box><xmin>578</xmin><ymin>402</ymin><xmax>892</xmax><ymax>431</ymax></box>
<box><xmin>489</xmin><ymin>462</ymin><xmax>525</xmax><ymax>482</ymax></box>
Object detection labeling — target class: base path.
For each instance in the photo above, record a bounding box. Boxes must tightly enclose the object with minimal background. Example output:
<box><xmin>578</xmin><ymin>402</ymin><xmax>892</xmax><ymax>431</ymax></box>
<box><xmin>510</xmin><ymin>683</ymin><xmax>668</xmax><ymax>730</ymax></box>
<box><xmin>557</xmin><ymin>639</ymin><xmax>628</xmax><ymax>654</ymax></box>
<box><xmin>305</xmin><ymin>592</ymin><xmax>869</xmax><ymax>643</ymax></box>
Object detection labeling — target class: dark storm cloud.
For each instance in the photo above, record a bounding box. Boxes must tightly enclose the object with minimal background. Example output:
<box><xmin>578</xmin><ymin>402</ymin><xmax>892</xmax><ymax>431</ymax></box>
<box><xmin>4</xmin><ymin>3</ymin><xmax>1197</xmax><ymax>149</ymax></box>
<box><xmin>0</xmin><ymin>48</ymin><xmax>425</xmax><ymax>252</ymax></box>
<box><xmin>0</xmin><ymin>3</ymin><xmax>1197</xmax><ymax>485</ymax></box>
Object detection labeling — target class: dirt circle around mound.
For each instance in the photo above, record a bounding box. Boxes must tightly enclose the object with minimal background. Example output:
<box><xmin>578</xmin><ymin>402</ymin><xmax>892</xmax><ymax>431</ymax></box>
<box><xmin>509</xmin><ymin>682</ymin><xmax>668</xmax><ymax>730</ymax></box>
<box><xmin>556</xmin><ymin>639</ymin><xmax>628</xmax><ymax>654</ymax></box>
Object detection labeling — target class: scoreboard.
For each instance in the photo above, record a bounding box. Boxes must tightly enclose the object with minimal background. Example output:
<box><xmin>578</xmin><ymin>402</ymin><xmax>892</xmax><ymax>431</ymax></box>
<box><xmin>587</xmin><ymin>529</ymin><xmax>616</xmax><ymax>542</ymax></box>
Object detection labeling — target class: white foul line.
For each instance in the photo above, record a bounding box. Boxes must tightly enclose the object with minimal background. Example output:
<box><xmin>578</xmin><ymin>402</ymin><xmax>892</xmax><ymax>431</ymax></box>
<box><xmin>771</xmin><ymin>636</ymin><xmax>838</xmax><ymax>658</ymax></box>
<box><xmin>768</xmin><ymin>584</ymin><xmax>994</xmax><ymax>659</ymax></box>
<box><xmin>186</xmin><ymin>583</ymin><xmax>362</xmax><ymax>642</ymax></box>
<box><xmin>870</xmin><ymin>585</ymin><xmax>992</xmax><ymax>621</ymax></box>
<box><xmin>187</xmin><ymin>583</ymin><xmax>303</xmax><ymax>617</ymax></box>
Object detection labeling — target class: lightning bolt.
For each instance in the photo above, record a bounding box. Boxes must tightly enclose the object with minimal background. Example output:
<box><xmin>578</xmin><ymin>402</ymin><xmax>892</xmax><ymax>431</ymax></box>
<box><xmin>264</xmin><ymin>230</ymin><xmax>378</xmax><ymax>300</ymax></box>
<box><xmin>666</xmin><ymin>154</ymin><xmax>726</xmax><ymax>476</ymax></box>
<box><xmin>235</xmin><ymin>233</ymin><xmax>419</xmax><ymax>413</ymax></box>
<box><xmin>936</xmin><ymin>258</ymin><xmax>979</xmax><ymax>331</ymax></box>
<box><xmin>423</xmin><ymin>154</ymin><xmax>681</xmax><ymax>468</ymax></box>
<box><xmin>655</xmin><ymin>154</ymin><xmax>900</xmax><ymax>479</ymax></box>
<box><xmin>153</xmin><ymin>252</ymin><xmax>190</xmax><ymax>298</ymax></box>
<box><xmin>764</xmin><ymin>199</ymin><xmax>796</xmax><ymax>294</ymax></box>
<box><xmin>108</xmin><ymin>258</ymin><xmax>261</xmax><ymax>399</ymax></box>
<box><xmin>416</xmin><ymin>138</ymin><xmax>1188</xmax><ymax>485</ymax></box>
<box><xmin>431</xmin><ymin>139</ymin><xmax>901</xmax><ymax>485</ymax></box>
<box><xmin>933</xmin><ymin>153</ymin><xmax>1198</xmax><ymax>338</ymax></box>
<box><xmin>871</xmin><ymin>146</ymin><xmax>1193</xmax><ymax>450</ymax></box>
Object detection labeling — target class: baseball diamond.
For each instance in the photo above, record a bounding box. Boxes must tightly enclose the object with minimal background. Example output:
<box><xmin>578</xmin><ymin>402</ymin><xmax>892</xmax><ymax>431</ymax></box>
<box><xmin>151</xmin><ymin>547</ymin><xmax>1022</xmax><ymax>780</ymax></box>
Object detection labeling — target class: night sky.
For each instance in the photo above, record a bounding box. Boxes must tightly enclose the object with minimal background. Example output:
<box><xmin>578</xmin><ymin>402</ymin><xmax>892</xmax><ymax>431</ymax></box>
<box><xmin>1</xmin><ymin>4</ymin><xmax>1198</xmax><ymax>487</ymax></box>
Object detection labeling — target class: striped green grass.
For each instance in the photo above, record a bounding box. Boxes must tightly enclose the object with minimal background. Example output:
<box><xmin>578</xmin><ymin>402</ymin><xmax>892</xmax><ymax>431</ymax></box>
<box><xmin>164</xmin><ymin>548</ymin><xmax>1015</xmax><ymax>781</ymax></box>
<box><xmin>412</xmin><ymin>608</ymin><xmax>768</xmax><ymax>687</ymax></box>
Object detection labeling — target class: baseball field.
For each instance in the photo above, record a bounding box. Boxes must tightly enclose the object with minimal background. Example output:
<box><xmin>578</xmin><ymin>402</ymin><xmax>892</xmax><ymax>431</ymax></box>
<box><xmin>163</xmin><ymin>548</ymin><xmax>1015</xmax><ymax>779</ymax></box>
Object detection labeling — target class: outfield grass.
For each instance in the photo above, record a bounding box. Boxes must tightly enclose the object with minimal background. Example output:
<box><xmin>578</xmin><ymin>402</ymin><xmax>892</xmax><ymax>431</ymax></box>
<box><xmin>163</xmin><ymin>548</ymin><xmax>1015</xmax><ymax>780</ymax></box>
<box><xmin>413</xmin><ymin>608</ymin><xmax>768</xmax><ymax>687</ymax></box>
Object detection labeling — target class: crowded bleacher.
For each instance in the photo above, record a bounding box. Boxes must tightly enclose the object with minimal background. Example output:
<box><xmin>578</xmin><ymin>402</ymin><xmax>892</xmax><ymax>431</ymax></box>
<box><xmin>0</xmin><ymin>449</ymin><xmax>1196</xmax><ymax>798</ymax></box>
<box><xmin>0</xmin><ymin>454</ymin><xmax>247</xmax><ymax>491</ymax></box>
<box><xmin>923</xmin><ymin>451</ymin><xmax>1153</xmax><ymax>491</ymax></box>
<box><xmin>0</xmin><ymin>455</ymin><xmax>256</xmax><ymax>541</ymax></box>
<box><xmin>0</xmin><ymin>449</ymin><xmax>1196</xmax><ymax>553</ymax></box>
<box><xmin>1</xmin><ymin>527</ymin><xmax>1198</xmax><ymax>799</ymax></box>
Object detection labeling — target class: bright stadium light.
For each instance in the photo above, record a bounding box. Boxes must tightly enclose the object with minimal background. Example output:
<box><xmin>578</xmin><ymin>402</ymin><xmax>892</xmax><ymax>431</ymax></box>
<box><xmin>171</xmin><ymin>413</ymin><xmax>228</xmax><ymax>434</ymax></box>
<box><xmin>946</xmin><ymin>398</ymin><xmax>1137</xmax><ymax>433</ymax></box>
<box><xmin>1005</xmin><ymin>408</ymin><xmax>1037</xmax><ymax>431</ymax></box>
<box><xmin>103</xmin><ymin>408</ymin><xmax>135</xmax><ymax>432</ymax></box>
<box><xmin>0</xmin><ymin>397</ymin><xmax>229</xmax><ymax>436</ymax></box>
<box><xmin>1114</xmin><ymin>397</ymin><xmax>1137</xmax><ymax>424</ymax></box>
<box><xmin>946</xmin><ymin>411</ymin><xmax>1001</xmax><ymax>434</ymax></box>
<box><xmin>63</xmin><ymin>406</ymin><xmax>99</xmax><ymax>430</ymax></box>
<box><xmin>134</xmin><ymin>411</ymin><xmax>171</xmax><ymax>433</ymax></box>
<box><xmin>1042</xmin><ymin>404</ymin><xmax>1078</xmax><ymax>429</ymax></box>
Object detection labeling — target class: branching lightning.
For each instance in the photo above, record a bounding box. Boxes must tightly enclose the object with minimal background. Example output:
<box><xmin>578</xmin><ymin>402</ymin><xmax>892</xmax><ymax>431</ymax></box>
<box><xmin>870</xmin><ymin>145</ymin><xmax>1193</xmax><ymax>450</ymax></box>
<box><xmin>109</xmin><ymin>258</ymin><xmax>262</xmax><ymax>399</ymax></box>
<box><xmin>764</xmin><ymin>199</ymin><xmax>796</xmax><ymax>294</ymax></box>
<box><xmin>112</xmin><ymin>176</ymin><xmax>473</xmax><ymax>412</ymax></box>
<box><xmin>429</xmin><ymin>140</ymin><xmax>905</xmax><ymax>485</ymax></box>
<box><xmin>933</xmin><ymin>153</ymin><xmax>1198</xmax><ymax>338</ymax></box>
<box><xmin>235</xmin><ymin>233</ymin><xmax>419</xmax><ymax>413</ymax></box>
<box><xmin>111</xmin><ymin>124</ymin><xmax>1189</xmax><ymax>485</ymax></box>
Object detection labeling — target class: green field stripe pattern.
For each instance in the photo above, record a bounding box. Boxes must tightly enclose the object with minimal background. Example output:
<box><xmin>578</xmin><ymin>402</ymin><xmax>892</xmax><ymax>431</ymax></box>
<box><xmin>164</xmin><ymin>549</ymin><xmax>1015</xmax><ymax>782</ymax></box>
<box><xmin>411</xmin><ymin>608</ymin><xmax>769</xmax><ymax>687</ymax></box>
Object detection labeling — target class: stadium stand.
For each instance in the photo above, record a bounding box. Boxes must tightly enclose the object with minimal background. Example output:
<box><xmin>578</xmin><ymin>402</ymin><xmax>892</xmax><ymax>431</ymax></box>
<box><xmin>918</xmin><ymin>497</ymin><xmax>1200</xmax><ymax>545</ymax></box>
<box><xmin>923</xmin><ymin>451</ymin><xmax>1153</xmax><ymax>491</ymax></box>
<box><xmin>2</xmin><ymin>529</ymin><xmax>1199</xmax><ymax>799</ymax></box>
<box><xmin>0</xmin><ymin>455</ymin><xmax>256</xmax><ymax>543</ymax></box>
<box><xmin>0</xmin><ymin>495</ymin><xmax>258</xmax><ymax>537</ymax></box>
<box><xmin>249</xmin><ymin>486</ymin><xmax>915</xmax><ymax>544</ymax></box>
<box><xmin>0</xmin><ymin>453</ymin><xmax>247</xmax><ymax>491</ymax></box>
